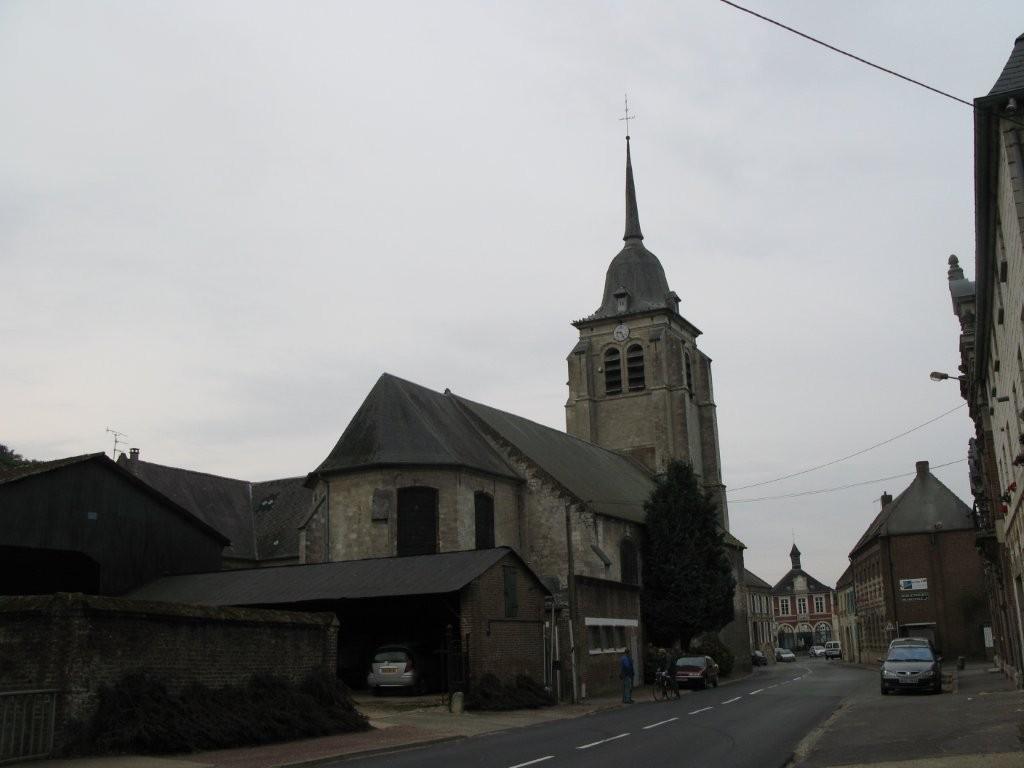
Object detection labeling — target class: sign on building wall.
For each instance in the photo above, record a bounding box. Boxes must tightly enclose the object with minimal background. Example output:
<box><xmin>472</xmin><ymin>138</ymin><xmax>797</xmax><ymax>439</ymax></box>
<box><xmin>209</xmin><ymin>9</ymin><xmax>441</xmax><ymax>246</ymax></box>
<box><xmin>899</xmin><ymin>578</ymin><xmax>928</xmax><ymax>591</ymax></box>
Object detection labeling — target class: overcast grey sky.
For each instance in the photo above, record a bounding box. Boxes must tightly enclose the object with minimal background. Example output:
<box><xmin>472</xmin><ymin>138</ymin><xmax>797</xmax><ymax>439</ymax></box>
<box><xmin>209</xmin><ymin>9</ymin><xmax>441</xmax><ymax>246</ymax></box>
<box><xmin>3</xmin><ymin>1</ymin><xmax>1022</xmax><ymax>587</ymax></box>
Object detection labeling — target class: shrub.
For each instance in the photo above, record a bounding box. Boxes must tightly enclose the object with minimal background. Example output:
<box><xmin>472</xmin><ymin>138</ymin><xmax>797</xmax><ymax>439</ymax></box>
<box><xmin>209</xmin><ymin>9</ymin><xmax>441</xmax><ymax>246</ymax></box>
<box><xmin>464</xmin><ymin>673</ymin><xmax>554</xmax><ymax>711</ymax></box>
<box><xmin>692</xmin><ymin>633</ymin><xmax>734</xmax><ymax>677</ymax></box>
<box><xmin>71</xmin><ymin>668</ymin><xmax>369</xmax><ymax>756</ymax></box>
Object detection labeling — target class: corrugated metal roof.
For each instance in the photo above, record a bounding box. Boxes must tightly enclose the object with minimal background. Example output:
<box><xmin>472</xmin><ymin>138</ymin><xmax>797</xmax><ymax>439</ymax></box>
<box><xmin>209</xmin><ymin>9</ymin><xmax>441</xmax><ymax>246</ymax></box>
<box><xmin>311</xmin><ymin>374</ymin><xmax>522</xmax><ymax>482</ymax></box>
<box><xmin>128</xmin><ymin>547</ymin><xmax>543</xmax><ymax>606</ymax></box>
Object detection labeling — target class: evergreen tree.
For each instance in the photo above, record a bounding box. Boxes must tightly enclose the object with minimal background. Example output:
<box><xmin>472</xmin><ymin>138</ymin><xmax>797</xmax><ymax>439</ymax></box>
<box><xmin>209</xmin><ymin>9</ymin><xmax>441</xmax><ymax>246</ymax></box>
<box><xmin>641</xmin><ymin>460</ymin><xmax>735</xmax><ymax>649</ymax></box>
<box><xmin>0</xmin><ymin>444</ymin><xmax>37</xmax><ymax>470</ymax></box>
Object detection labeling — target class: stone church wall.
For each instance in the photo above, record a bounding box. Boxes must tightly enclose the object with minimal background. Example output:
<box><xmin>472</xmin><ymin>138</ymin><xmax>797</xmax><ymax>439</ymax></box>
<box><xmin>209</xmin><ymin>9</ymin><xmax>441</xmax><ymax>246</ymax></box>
<box><xmin>315</xmin><ymin>469</ymin><xmax>521</xmax><ymax>562</ymax></box>
<box><xmin>0</xmin><ymin>593</ymin><xmax>337</xmax><ymax>755</ymax></box>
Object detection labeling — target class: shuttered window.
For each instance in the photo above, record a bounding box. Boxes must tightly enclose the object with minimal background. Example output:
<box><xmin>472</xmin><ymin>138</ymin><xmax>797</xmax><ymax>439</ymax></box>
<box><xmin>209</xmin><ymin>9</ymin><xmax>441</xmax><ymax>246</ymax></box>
<box><xmin>626</xmin><ymin>344</ymin><xmax>645</xmax><ymax>391</ymax></box>
<box><xmin>604</xmin><ymin>348</ymin><xmax>622</xmax><ymax>395</ymax></box>
<box><xmin>474</xmin><ymin>492</ymin><xmax>495</xmax><ymax>549</ymax></box>
<box><xmin>503</xmin><ymin>566</ymin><xmax>518</xmax><ymax>618</ymax></box>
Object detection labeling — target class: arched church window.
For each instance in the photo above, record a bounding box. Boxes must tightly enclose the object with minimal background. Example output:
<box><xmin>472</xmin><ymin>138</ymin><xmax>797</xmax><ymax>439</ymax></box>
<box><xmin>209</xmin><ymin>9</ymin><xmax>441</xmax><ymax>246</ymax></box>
<box><xmin>397</xmin><ymin>486</ymin><xmax>438</xmax><ymax>556</ymax></box>
<box><xmin>683</xmin><ymin>348</ymin><xmax>693</xmax><ymax>394</ymax></box>
<box><xmin>626</xmin><ymin>344</ymin><xmax>645</xmax><ymax>391</ymax></box>
<box><xmin>474</xmin><ymin>491</ymin><xmax>495</xmax><ymax>549</ymax></box>
<box><xmin>620</xmin><ymin>539</ymin><xmax>639</xmax><ymax>585</ymax></box>
<box><xmin>604</xmin><ymin>348</ymin><xmax>622</xmax><ymax>395</ymax></box>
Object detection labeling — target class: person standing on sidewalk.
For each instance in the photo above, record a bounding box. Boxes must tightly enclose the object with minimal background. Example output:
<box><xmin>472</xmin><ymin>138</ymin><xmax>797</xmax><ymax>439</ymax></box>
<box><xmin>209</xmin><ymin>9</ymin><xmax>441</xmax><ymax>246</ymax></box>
<box><xmin>620</xmin><ymin>648</ymin><xmax>634</xmax><ymax>703</ymax></box>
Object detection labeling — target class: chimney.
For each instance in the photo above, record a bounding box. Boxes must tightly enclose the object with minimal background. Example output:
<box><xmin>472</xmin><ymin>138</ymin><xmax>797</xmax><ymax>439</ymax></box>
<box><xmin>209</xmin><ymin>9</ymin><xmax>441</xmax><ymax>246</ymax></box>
<box><xmin>129</xmin><ymin>448</ymin><xmax>140</xmax><ymax>466</ymax></box>
<box><xmin>916</xmin><ymin>460</ymin><xmax>929</xmax><ymax>476</ymax></box>
<box><xmin>881</xmin><ymin>492</ymin><xmax>892</xmax><ymax>508</ymax></box>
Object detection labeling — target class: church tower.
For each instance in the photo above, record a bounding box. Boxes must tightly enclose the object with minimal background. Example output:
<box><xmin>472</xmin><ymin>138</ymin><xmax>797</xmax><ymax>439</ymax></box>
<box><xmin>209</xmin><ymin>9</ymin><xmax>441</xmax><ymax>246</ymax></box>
<box><xmin>566</xmin><ymin>137</ymin><xmax>729</xmax><ymax>529</ymax></box>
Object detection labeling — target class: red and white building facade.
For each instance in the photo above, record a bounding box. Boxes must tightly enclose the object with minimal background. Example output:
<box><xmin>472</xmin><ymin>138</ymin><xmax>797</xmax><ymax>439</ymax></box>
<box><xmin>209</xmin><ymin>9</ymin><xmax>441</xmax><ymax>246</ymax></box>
<box><xmin>772</xmin><ymin>544</ymin><xmax>838</xmax><ymax>650</ymax></box>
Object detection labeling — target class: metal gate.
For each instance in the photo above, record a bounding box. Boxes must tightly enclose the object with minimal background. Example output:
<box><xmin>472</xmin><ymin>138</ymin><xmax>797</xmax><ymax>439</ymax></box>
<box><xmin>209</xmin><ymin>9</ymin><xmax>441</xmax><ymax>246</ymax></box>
<box><xmin>0</xmin><ymin>689</ymin><xmax>57</xmax><ymax>764</ymax></box>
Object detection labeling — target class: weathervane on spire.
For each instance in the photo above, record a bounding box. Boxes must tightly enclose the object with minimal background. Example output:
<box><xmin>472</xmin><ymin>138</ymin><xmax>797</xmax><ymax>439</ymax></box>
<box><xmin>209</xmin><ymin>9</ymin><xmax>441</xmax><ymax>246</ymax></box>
<box><xmin>619</xmin><ymin>94</ymin><xmax>635</xmax><ymax>139</ymax></box>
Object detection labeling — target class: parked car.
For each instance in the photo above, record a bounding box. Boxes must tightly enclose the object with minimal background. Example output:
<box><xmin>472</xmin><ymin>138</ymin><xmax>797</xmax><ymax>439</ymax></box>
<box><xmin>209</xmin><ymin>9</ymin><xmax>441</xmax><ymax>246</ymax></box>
<box><xmin>824</xmin><ymin>640</ymin><xmax>842</xmax><ymax>659</ymax></box>
<box><xmin>366</xmin><ymin>642</ymin><xmax>436</xmax><ymax>694</ymax></box>
<box><xmin>673</xmin><ymin>655</ymin><xmax>719</xmax><ymax>689</ymax></box>
<box><xmin>808</xmin><ymin>645</ymin><xmax>826</xmax><ymax>657</ymax></box>
<box><xmin>775</xmin><ymin>647</ymin><xmax>796</xmax><ymax>662</ymax></box>
<box><xmin>751</xmin><ymin>650</ymin><xmax>768</xmax><ymax>666</ymax></box>
<box><xmin>880</xmin><ymin>645</ymin><xmax>942</xmax><ymax>695</ymax></box>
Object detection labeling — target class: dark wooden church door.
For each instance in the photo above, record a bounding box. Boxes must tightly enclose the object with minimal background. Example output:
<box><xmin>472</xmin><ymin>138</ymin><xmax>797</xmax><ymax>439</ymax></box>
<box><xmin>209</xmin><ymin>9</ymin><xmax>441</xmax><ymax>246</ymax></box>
<box><xmin>397</xmin><ymin>486</ymin><xmax>439</xmax><ymax>556</ymax></box>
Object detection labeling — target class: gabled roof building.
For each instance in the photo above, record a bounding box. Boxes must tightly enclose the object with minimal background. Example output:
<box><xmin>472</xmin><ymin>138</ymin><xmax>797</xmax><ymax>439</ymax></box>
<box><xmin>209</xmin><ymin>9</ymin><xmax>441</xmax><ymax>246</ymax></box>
<box><xmin>771</xmin><ymin>543</ymin><xmax>836</xmax><ymax>650</ymax></box>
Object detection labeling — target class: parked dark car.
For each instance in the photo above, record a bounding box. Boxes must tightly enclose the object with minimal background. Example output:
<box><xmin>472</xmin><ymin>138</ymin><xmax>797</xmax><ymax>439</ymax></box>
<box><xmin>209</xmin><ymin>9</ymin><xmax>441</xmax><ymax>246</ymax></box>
<box><xmin>366</xmin><ymin>642</ymin><xmax>438</xmax><ymax>694</ymax></box>
<box><xmin>751</xmin><ymin>650</ymin><xmax>768</xmax><ymax>666</ymax></box>
<box><xmin>880</xmin><ymin>645</ymin><xmax>942</xmax><ymax>695</ymax></box>
<box><xmin>674</xmin><ymin>655</ymin><xmax>719</xmax><ymax>689</ymax></box>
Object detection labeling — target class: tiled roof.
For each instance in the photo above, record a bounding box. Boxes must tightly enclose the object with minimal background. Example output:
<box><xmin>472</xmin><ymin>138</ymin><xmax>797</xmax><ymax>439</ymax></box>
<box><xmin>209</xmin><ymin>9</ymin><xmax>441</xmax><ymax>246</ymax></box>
<box><xmin>252</xmin><ymin>477</ymin><xmax>313</xmax><ymax>561</ymax></box>
<box><xmin>772</xmin><ymin>568</ymin><xmax>833</xmax><ymax>595</ymax></box>
<box><xmin>988</xmin><ymin>32</ymin><xmax>1024</xmax><ymax>98</ymax></box>
<box><xmin>744</xmin><ymin>569</ymin><xmax>772</xmax><ymax>590</ymax></box>
<box><xmin>0</xmin><ymin>453</ymin><xmax>99</xmax><ymax>484</ymax></box>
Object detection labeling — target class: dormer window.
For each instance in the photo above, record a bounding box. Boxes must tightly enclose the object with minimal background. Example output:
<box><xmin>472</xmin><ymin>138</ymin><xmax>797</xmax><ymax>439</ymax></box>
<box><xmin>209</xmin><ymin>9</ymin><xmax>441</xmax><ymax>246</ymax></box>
<box><xmin>667</xmin><ymin>291</ymin><xmax>680</xmax><ymax>315</ymax></box>
<box><xmin>613</xmin><ymin>286</ymin><xmax>629</xmax><ymax>314</ymax></box>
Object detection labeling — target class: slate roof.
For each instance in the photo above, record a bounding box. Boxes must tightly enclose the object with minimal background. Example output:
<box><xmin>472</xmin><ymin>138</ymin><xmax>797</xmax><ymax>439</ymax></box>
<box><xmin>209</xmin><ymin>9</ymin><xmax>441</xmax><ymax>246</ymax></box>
<box><xmin>128</xmin><ymin>547</ymin><xmax>549</xmax><ymax>606</ymax></box>
<box><xmin>454</xmin><ymin>394</ymin><xmax>655</xmax><ymax>523</ymax></box>
<box><xmin>119</xmin><ymin>458</ymin><xmax>313</xmax><ymax>562</ymax></box>
<box><xmin>310</xmin><ymin>374</ymin><xmax>521</xmax><ymax>482</ymax></box>
<box><xmin>0</xmin><ymin>453</ymin><xmax>229</xmax><ymax>544</ymax></box>
<box><xmin>849</xmin><ymin>461</ymin><xmax>973</xmax><ymax>558</ymax></box>
<box><xmin>744</xmin><ymin>569</ymin><xmax>772</xmax><ymax>590</ymax></box>
<box><xmin>988</xmin><ymin>32</ymin><xmax>1024</xmax><ymax>98</ymax></box>
<box><xmin>772</xmin><ymin>568</ymin><xmax>833</xmax><ymax>595</ymax></box>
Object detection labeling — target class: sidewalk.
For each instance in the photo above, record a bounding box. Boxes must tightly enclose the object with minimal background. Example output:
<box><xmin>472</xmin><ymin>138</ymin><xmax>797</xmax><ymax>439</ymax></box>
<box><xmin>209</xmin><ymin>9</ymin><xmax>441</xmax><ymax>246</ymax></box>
<box><xmin>794</xmin><ymin>662</ymin><xmax>1024</xmax><ymax>768</ymax></box>
<box><xmin>30</xmin><ymin>686</ymin><xmax>641</xmax><ymax>768</ymax></box>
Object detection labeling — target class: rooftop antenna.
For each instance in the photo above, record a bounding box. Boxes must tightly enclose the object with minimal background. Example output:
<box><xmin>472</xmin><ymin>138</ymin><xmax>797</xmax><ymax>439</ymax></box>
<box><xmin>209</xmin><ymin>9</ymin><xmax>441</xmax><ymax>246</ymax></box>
<box><xmin>105</xmin><ymin>427</ymin><xmax>128</xmax><ymax>460</ymax></box>
<box><xmin>619</xmin><ymin>94</ymin><xmax>635</xmax><ymax>139</ymax></box>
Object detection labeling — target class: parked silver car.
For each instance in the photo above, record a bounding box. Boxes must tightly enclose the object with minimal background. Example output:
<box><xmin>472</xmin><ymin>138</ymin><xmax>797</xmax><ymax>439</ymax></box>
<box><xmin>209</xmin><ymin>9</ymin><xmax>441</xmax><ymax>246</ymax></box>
<box><xmin>880</xmin><ymin>645</ymin><xmax>942</xmax><ymax>695</ymax></box>
<box><xmin>366</xmin><ymin>644</ymin><xmax>430</xmax><ymax>694</ymax></box>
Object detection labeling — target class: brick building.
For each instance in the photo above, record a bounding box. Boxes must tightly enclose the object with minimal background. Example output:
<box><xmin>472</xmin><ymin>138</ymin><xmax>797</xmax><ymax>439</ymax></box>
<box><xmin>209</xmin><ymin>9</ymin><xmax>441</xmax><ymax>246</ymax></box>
<box><xmin>848</xmin><ymin>461</ymin><xmax>990</xmax><ymax>661</ymax></box>
<box><xmin>771</xmin><ymin>544</ymin><xmax>836</xmax><ymax>650</ymax></box>
<box><xmin>745</xmin><ymin>569</ymin><xmax>774</xmax><ymax>657</ymax></box>
<box><xmin>835</xmin><ymin>565</ymin><xmax>860</xmax><ymax>662</ymax></box>
<box><xmin>944</xmin><ymin>32</ymin><xmax>1024</xmax><ymax>685</ymax></box>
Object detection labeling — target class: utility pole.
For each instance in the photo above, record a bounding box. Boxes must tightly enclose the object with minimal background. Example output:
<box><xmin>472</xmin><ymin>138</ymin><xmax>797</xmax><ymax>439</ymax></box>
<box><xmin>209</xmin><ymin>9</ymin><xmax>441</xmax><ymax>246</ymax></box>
<box><xmin>564</xmin><ymin>503</ymin><xmax>580</xmax><ymax>704</ymax></box>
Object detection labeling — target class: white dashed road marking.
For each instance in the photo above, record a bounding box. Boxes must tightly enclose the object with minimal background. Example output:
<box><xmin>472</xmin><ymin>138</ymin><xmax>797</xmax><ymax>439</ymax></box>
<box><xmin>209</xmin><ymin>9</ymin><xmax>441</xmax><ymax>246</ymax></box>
<box><xmin>508</xmin><ymin>758</ymin><xmax>554</xmax><ymax>768</ymax></box>
<box><xmin>689</xmin><ymin>706</ymin><xmax>713</xmax><ymax>715</ymax></box>
<box><xmin>721</xmin><ymin>696</ymin><xmax>741</xmax><ymax>705</ymax></box>
<box><xmin>749</xmin><ymin>688</ymin><xmax>764</xmax><ymax>695</ymax></box>
<box><xmin>576</xmin><ymin>733</ymin><xmax>630</xmax><ymax>750</ymax></box>
<box><xmin>642</xmin><ymin>717</ymin><xmax>679</xmax><ymax>730</ymax></box>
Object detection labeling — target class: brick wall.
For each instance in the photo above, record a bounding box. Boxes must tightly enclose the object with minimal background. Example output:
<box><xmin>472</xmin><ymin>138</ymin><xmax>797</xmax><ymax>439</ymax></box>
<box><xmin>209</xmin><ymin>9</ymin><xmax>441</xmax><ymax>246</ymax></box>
<box><xmin>459</xmin><ymin>553</ymin><xmax>547</xmax><ymax>686</ymax></box>
<box><xmin>575</xmin><ymin>576</ymin><xmax>641</xmax><ymax>697</ymax></box>
<box><xmin>0</xmin><ymin>593</ymin><xmax>338</xmax><ymax>753</ymax></box>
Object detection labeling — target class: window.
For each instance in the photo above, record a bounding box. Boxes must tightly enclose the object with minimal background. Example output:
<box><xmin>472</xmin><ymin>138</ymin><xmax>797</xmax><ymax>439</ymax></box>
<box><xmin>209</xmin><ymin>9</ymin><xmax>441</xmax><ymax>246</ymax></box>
<box><xmin>797</xmin><ymin>597</ymin><xmax>808</xmax><ymax>615</ymax></box>
<box><xmin>814</xmin><ymin>595</ymin><xmax>825</xmax><ymax>613</ymax></box>
<box><xmin>620</xmin><ymin>539</ymin><xmax>639</xmax><ymax>585</ymax></box>
<box><xmin>503</xmin><ymin>566</ymin><xmax>518</xmax><ymax>618</ymax></box>
<box><xmin>626</xmin><ymin>344</ymin><xmax>645</xmax><ymax>391</ymax></box>
<box><xmin>474</xmin><ymin>492</ymin><xmax>495</xmax><ymax>549</ymax></box>
<box><xmin>604</xmin><ymin>348</ymin><xmax>622</xmax><ymax>395</ymax></box>
<box><xmin>684</xmin><ymin>350</ymin><xmax>693</xmax><ymax>393</ymax></box>
<box><xmin>396</xmin><ymin>486</ymin><xmax>438</xmax><ymax>556</ymax></box>
<box><xmin>779</xmin><ymin>597</ymin><xmax>790</xmax><ymax>615</ymax></box>
<box><xmin>585</xmin><ymin>618</ymin><xmax>636</xmax><ymax>654</ymax></box>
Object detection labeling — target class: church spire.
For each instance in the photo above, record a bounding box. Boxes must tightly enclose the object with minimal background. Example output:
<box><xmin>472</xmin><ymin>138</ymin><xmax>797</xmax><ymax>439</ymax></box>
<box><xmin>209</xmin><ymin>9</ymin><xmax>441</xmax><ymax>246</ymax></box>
<box><xmin>623</xmin><ymin>137</ymin><xmax>644</xmax><ymax>242</ymax></box>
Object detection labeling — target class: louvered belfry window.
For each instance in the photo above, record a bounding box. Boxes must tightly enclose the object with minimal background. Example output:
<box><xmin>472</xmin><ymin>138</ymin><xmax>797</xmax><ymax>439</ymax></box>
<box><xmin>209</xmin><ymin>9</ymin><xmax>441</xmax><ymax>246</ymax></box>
<box><xmin>626</xmin><ymin>344</ymin><xmax>645</xmax><ymax>391</ymax></box>
<box><xmin>604</xmin><ymin>348</ymin><xmax>622</xmax><ymax>395</ymax></box>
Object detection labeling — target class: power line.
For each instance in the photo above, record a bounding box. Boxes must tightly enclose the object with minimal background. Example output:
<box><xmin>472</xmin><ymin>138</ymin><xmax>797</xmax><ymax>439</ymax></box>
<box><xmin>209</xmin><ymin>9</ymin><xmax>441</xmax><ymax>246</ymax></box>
<box><xmin>728</xmin><ymin>458</ymin><xmax>967</xmax><ymax>504</ymax></box>
<box><xmin>717</xmin><ymin>1</ymin><xmax>1024</xmax><ymax>130</ymax></box>
<box><xmin>730</xmin><ymin>403</ymin><xmax>966</xmax><ymax>491</ymax></box>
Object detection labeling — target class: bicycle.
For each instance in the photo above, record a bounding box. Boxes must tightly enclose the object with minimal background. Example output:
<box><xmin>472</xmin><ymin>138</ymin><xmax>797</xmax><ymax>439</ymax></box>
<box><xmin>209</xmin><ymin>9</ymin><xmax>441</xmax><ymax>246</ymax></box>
<box><xmin>652</xmin><ymin>668</ymin><xmax>680</xmax><ymax>701</ymax></box>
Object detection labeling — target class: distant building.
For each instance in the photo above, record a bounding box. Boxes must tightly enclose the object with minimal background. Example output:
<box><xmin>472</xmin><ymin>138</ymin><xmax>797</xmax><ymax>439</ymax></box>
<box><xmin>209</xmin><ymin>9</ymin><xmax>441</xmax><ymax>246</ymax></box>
<box><xmin>771</xmin><ymin>544</ymin><xmax>836</xmax><ymax>650</ymax></box>
<box><xmin>945</xmin><ymin>31</ymin><xmax>1024</xmax><ymax>686</ymax></box>
<box><xmin>745</xmin><ymin>569</ymin><xmax>774</xmax><ymax>657</ymax></box>
<box><xmin>848</xmin><ymin>461</ymin><xmax>989</xmax><ymax>661</ymax></box>
<box><xmin>835</xmin><ymin>565</ymin><xmax>859</xmax><ymax>662</ymax></box>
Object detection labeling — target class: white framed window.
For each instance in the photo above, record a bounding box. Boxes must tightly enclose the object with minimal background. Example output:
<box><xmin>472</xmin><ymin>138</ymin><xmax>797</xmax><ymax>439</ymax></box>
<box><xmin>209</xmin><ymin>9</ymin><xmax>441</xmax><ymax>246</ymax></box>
<box><xmin>780</xmin><ymin>597</ymin><xmax>790</xmax><ymax>615</ymax></box>
<box><xmin>797</xmin><ymin>597</ymin><xmax>808</xmax><ymax>615</ymax></box>
<box><xmin>814</xmin><ymin>595</ymin><xmax>825</xmax><ymax>613</ymax></box>
<box><xmin>585</xmin><ymin>617</ymin><xmax>638</xmax><ymax>655</ymax></box>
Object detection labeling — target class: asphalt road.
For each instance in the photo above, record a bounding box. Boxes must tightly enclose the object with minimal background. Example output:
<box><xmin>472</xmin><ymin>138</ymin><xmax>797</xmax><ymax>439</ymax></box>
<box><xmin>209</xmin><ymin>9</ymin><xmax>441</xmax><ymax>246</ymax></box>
<box><xmin>333</xmin><ymin>660</ymin><xmax>871</xmax><ymax>768</ymax></box>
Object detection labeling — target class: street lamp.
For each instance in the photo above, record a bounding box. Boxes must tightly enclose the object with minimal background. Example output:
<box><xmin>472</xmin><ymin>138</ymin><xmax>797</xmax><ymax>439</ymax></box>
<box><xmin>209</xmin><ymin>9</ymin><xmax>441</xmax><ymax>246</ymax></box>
<box><xmin>929</xmin><ymin>371</ymin><xmax>965</xmax><ymax>382</ymax></box>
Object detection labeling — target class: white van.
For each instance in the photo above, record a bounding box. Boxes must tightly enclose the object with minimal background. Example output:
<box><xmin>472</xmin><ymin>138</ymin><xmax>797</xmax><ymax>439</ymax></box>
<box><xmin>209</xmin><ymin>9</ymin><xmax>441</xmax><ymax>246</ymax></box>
<box><xmin>824</xmin><ymin>640</ymin><xmax>842</xmax><ymax>659</ymax></box>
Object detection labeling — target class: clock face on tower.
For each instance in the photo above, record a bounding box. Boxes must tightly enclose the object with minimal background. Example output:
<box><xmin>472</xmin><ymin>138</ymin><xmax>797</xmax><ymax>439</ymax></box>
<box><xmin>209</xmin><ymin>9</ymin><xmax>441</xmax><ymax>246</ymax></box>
<box><xmin>612</xmin><ymin>324</ymin><xmax>630</xmax><ymax>342</ymax></box>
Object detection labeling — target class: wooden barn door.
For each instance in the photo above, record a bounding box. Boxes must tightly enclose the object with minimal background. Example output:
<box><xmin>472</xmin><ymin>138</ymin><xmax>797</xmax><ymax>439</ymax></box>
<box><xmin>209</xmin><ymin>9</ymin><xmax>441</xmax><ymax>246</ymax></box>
<box><xmin>397</xmin><ymin>486</ymin><xmax>438</xmax><ymax>556</ymax></box>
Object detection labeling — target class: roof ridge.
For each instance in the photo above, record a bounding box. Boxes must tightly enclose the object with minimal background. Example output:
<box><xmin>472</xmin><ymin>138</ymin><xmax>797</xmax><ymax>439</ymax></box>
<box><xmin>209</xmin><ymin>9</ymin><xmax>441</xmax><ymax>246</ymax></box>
<box><xmin>134</xmin><ymin>458</ymin><xmax>250</xmax><ymax>484</ymax></box>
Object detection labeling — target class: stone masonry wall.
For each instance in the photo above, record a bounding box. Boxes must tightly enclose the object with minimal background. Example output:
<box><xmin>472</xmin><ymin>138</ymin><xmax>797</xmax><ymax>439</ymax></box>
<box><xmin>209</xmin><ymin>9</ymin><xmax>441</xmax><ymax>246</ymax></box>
<box><xmin>0</xmin><ymin>593</ymin><xmax>338</xmax><ymax>753</ymax></box>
